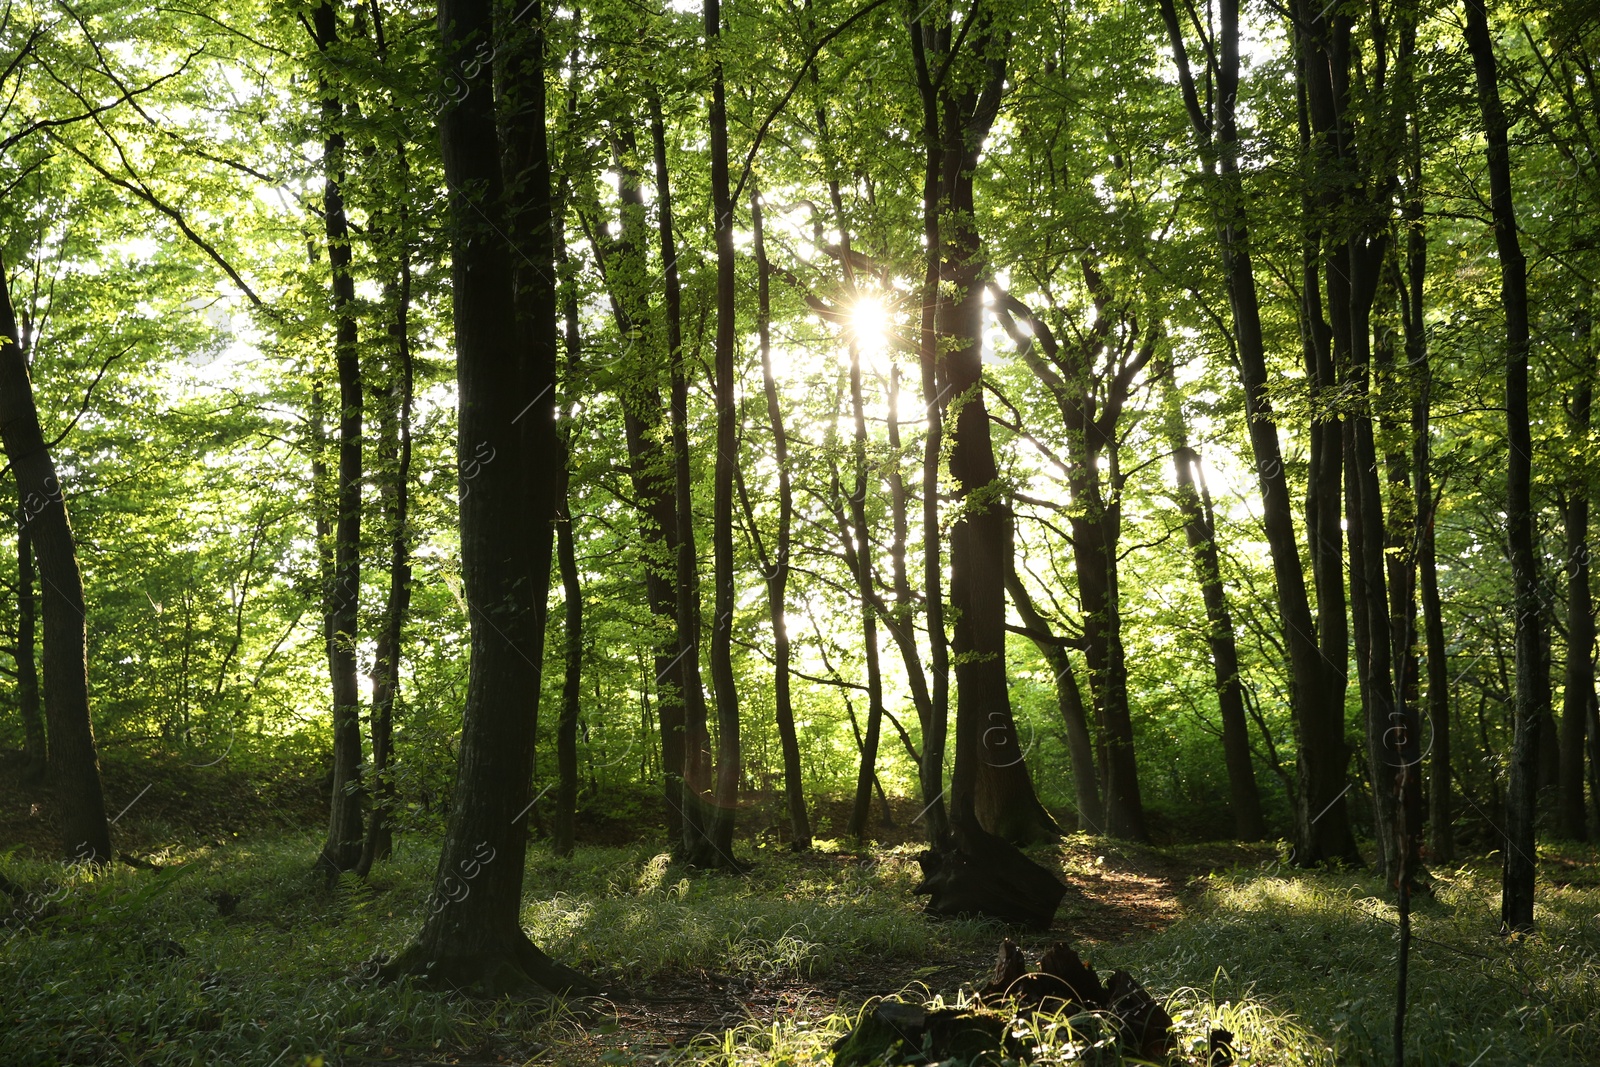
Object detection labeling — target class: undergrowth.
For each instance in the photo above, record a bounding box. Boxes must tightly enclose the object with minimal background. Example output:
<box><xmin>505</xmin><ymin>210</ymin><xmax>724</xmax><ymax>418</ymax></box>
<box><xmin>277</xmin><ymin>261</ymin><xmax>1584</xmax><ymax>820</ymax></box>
<box><xmin>4</xmin><ymin>832</ymin><xmax>1597</xmax><ymax>1065</ymax></box>
<box><xmin>0</xmin><ymin>834</ymin><xmax>989</xmax><ymax>1065</ymax></box>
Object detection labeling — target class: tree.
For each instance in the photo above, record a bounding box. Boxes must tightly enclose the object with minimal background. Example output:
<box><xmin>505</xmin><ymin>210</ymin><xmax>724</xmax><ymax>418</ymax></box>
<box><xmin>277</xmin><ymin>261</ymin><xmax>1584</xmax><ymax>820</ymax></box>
<box><xmin>0</xmin><ymin>252</ymin><xmax>112</xmax><ymax>863</ymax></box>
<box><xmin>1158</xmin><ymin>358</ymin><xmax>1265</xmax><ymax>840</ymax></box>
<box><xmin>1462</xmin><ymin>0</ymin><xmax>1541</xmax><ymax>931</ymax></box>
<box><xmin>309</xmin><ymin>0</ymin><xmax>366</xmax><ymax>881</ymax></box>
<box><xmin>1157</xmin><ymin>0</ymin><xmax>1358</xmax><ymax>864</ymax></box>
<box><xmin>914</xmin><ymin>1</ymin><xmax>1055</xmax><ymax>847</ymax></box>
<box><xmin>993</xmin><ymin>280</ymin><xmax>1152</xmax><ymax>841</ymax></box>
<box><xmin>383</xmin><ymin>0</ymin><xmax>586</xmax><ymax>990</ymax></box>
<box><xmin>745</xmin><ymin>184</ymin><xmax>810</xmax><ymax>849</ymax></box>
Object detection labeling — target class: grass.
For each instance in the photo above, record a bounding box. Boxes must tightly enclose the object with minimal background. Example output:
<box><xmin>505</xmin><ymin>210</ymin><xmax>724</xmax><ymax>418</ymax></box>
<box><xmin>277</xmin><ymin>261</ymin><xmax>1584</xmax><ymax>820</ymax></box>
<box><xmin>3</xmin><ymin>830</ymin><xmax>1598</xmax><ymax>1065</ymax></box>
<box><xmin>1108</xmin><ymin>854</ymin><xmax>1600</xmax><ymax>1066</ymax></box>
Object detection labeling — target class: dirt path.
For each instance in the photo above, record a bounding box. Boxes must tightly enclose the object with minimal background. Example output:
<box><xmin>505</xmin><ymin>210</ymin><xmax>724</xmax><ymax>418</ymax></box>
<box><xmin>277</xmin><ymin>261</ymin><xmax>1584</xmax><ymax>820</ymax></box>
<box><xmin>568</xmin><ymin>838</ymin><xmax>1275</xmax><ymax>1062</ymax></box>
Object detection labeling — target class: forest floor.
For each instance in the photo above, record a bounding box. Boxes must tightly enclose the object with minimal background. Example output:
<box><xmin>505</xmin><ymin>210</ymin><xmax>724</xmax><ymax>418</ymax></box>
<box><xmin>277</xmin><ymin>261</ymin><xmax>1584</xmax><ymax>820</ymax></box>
<box><xmin>5</xmin><ymin>752</ymin><xmax>1600</xmax><ymax>1066</ymax></box>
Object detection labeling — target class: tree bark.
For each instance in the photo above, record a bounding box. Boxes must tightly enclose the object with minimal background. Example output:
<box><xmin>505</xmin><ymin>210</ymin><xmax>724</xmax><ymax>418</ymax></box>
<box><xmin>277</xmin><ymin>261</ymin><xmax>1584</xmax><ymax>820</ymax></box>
<box><xmin>554</xmin><ymin>468</ymin><xmax>582</xmax><ymax>858</ymax></box>
<box><xmin>993</xmin><ymin>285</ymin><xmax>1143</xmax><ymax>839</ymax></box>
<box><xmin>1463</xmin><ymin>0</ymin><xmax>1542</xmax><ymax>932</ymax></box>
<box><xmin>599</xmin><ymin>120</ymin><xmax>688</xmax><ymax>841</ymax></box>
<box><xmin>357</xmin><ymin>2</ymin><xmax>413</xmax><ymax>872</ymax></box>
<box><xmin>908</xmin><ymin>16</ymin><xmax>950</xmax><ymax>846</ymax></box>
<box><xmin>651</xmin><ymin>92</ymin><xmax>711</xmax><ymax>854</ymax></box>
<box><xmin>1159</xmin><ymin>0</ymin><xmax>1357</xmax><ymax>864</ymax></box>
<box><xmin>1006</xmin><ymin>568</ymin><xmax>1104</xmax><ymax>833</ymax></box>
<box><xmin>1558</xmin><ymin>314</ymin><xmax>1594</xmax><ymax>840</ymax></box>
<box><xmin>385</xmin><ymin>0</ymin><xmax>585</xmax><ymax>991</ymax></box>
<box><xmin>1398</xmin><ymin>79</ymin><xmax>1454</xmax><ymax>861</ymax></box>
<box><xmin>1159</xmin><ymin>367</ymin><xmax>1264</xmax><ymax>839</ymax></box>
<box><xmin>0</xmin><ymin>254</ymin><xmax>111</xmax><ymax>863</ymax></box>
<box><xmin>676</xmin><ymin>0</ymin><xmax>742</xmax><ymax>870</ymax></box>
<box><xmin>916</xmin><ymin>10</ymin><xmax>1055</xmax><ymax>846</ymax></box>
<box><xmin>552</xmin><ymin>173</ymin><xmax>585</xmax><ymax>859</ymax></box>
<box><xmin>310</xmin><ymin>0</ymin><xmax>366</xmax><ymax>880</ymax></box>
<box><xmin>356</xmin><ymin>233</ymin><xmax>412</xmax><ymax>877</ymax></box>
<box><xmin>16</xmin><ymin>518</ymin><xmax>44</xmax><ymax>777</ymax></box>
<box><xmin>749</xmin><ymin>188</ymin><xmax>809</xmax><ymax>849</ymax></box>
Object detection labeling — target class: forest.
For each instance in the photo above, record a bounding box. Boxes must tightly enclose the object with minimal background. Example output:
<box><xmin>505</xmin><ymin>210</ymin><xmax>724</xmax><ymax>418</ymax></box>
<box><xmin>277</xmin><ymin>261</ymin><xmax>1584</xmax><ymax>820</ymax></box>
<box><xmin>3</xmin><ymin>0</ymin><xmax>1599</xmax><ymax>1062</ymax></box>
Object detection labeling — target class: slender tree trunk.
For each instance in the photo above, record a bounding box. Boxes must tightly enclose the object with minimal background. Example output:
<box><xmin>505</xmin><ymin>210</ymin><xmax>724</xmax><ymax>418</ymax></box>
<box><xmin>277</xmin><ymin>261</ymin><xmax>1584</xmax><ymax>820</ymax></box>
<box><xmin>311</xmin><ymin>0</ymin><xmax>365</xmax><ymax>879</ymax></box>
<box><xmin>1293</xmin><ymin>30</ymin><xmax>1349</xmax><ymax>809</ymax></box>
<box><xmin>604</xmin><ymin>127</ymin><xmax>688</xmax><ymax>844</ymax></box>
<box><xmin>356</xmin><ymin>14</ymin><xmax>414</xmax><ymax>869</ymax></box>
<box><xmin>750</xmin><ymin>188</ymin><xmax>809</xmax><ymax>849</ymax></box>
<box><xmin>907</xmin><ymin>18</ymin><xmax>951</xmax><ymax>847</ymax></box>
<box><xmin>1397</xmin><ymin>52</ymin><xmax>1453</xmax><ymax>862</ymax></box>
<box><xmin>356</xmin><ymin>243</ymin><xmax>413</xmax><ymax>877</ymax></box>
<box><xmin>1161</xmin><ymin>368</ymin><xmax>1264</xmax><ymax>838</ymax></box>
<box><xmin>1405</xmin><ymin>203</ymin><xmax>1454</xmax><ymax>865</ymax></box>
<box><xmin>880</xmin><ymin>366</ymin><xmax>937</xmax><ymax>743</ymax></box>
<box><xmin>597</xmin><ymin>122</ymin><xmax>687</xmax><ymax>841</ymax></box>
<box><xmin>0</xmin><ymin>255</ymin><xmax>111</xmax><ymax>863</ymax></box>
<box><xmin>1464</xmin><ymin>0</ymin><xmax>1541</xmax><ymax>932</ymax></box>
<box><xmin>16</xmin><ymin>519</ymin><xmax>44</xmax><ymax>777</ymax></box>
<box><xmin>845</xmin><ymin>336</ymin><xmax>886</xmax><ymax>841</ymax></box>
<box><xmin>1558</xmin><ymin>313</ymin><xmax>1594</xmax><ymax>840</ymax></box>
<box><xmin>992</xmin><ymin>285</ymin><xmax>1141</xmax><ymax>838</ymax></box>
<box><xmin>1159</xmin><ymin>0</ymin><xmax>1356</xmax><ymax>864</ymax></box>
<box><xmin>1071</xmin><ymin>464</ymin><xmax>1145</xmax><ymax>841</ymax></box>
<box><xmin>386</xmin><ymin>0</ymin><xmax>586</xmax><ymax>991</ymax></box>
<box><xmin>702</xmin><ymin>0</ymin><xmax>742</xmax><ymax>867</ymax></box>
<box><xmin>1007</xmin><ymin>569</ymin><xmax>1104</xmax><ymax>833</ymax></box>
<box><xmin>651</xmin><ymin>91</ymin><xmax>718</xmax><ymax>867</ymax></box>
<box><xmin>816</xmin><ymin>158</ymin><xmax>887</xmax><ymax>844</ymax></box>
<box><xmin>554</xmin><ymin>470</ymin><xmax>582</xmax><ymax>857</ymax></box>
<box><xmin>552</xmin><ymin>177</ymin><xmax>585</xmax><ymax>859</ymax></box>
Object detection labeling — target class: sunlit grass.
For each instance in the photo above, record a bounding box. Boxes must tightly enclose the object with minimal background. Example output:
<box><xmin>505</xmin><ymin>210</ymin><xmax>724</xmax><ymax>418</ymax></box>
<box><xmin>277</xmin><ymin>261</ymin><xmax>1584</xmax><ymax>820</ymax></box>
<box><xmin>1102</xmin><ymin>852</ymin><xmax>1600</xmax><ymax>1066</ymax></box>
<box><xmin>5</xmin><ymin>834</ymin><xmax>1598</xmax><ymax>1064</ymax></box>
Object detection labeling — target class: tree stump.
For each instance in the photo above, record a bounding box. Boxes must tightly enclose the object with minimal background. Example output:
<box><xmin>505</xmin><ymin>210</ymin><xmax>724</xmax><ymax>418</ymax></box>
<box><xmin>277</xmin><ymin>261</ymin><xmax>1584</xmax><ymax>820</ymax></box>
<box><xmin>912</xmin><ymin>824</ymin><xmax>1066</xmax><ymax>929</ymax></box>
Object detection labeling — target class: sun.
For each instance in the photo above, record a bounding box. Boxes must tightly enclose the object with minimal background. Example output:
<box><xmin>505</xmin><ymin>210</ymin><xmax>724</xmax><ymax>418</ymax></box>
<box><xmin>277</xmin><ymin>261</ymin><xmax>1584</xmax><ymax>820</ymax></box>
<box><xmin>848</xmin><ymin>292</ymin><xmax>892</xmax><ymax>356</ymax></box>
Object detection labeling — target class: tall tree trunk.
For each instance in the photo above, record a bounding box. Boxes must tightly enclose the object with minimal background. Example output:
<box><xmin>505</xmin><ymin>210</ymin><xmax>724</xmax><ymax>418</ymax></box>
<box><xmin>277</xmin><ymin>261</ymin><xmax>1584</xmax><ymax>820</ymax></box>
<box><xmin>992</xmin><ymin>285</ymin><xmax>1143</xmax><ymax>839</ymax></box>
<box><xmin>1160</xmin><ymin>367</ymin><xmax>1264</xmax><ymax>839</ymax></box>
<box><xmin>552</xmin><ymin>175</ymin><xmax>585</xmax><ymax>859</ymax></box>
<box><xmin>605</xmin><ymin>121</ymin><xmax>688</xmax><ymax>841</ymax></box>
<box><xmin>651</xmin><ymin>91</ymin><xmax>717</xmax><ymax>867</ymax></box>
<box><xmin>750</xmin><ymin>188</ymin><xmax>809</xmax><ymax>849</ymax></box>
<box><xmin>1159</xmin><ymin>0</ymin><xmax>1357</xmax><ymax>864</ymax></box>
<box><xmin>819</xmin><ymin>153</ymin><xmax>886</xmax><ymax>844</ymax></box>
<box><xmin>845</xmin><ymin>336</ymin><xmax>886</xmax><ymax>841</ymax></box>
<box><xmin>879</xmin><ymin>365</ymin><xmax>938</xmax><ymax>755</ymax></box>
<box><xmin>1396</xmin><ymin>40</ymin><xmax>1453</xmax><ymax>862</ymax></box>
<box><xmin>908</xmin><ymin>17</ymin><xmax>949</xmax><ymax>846</ymax></box>
<box><xmin>311</xmin><ymin>0</ymin><xmax>366</xmax><ymax>879</ymax></box>
<box><xmin>1293</xmin><ymin>28</ymin><xmax>1349</xmax><ymax>816</ymax></box>
<box><xmin>679</xmin><ymin>0</ymin><xmax>743</xmax><ymax>869</ymax></box>
<box><xmin>0</xmin><ymin>255</ymin><xmax>111</xmax><ymax>863</ymax></box>
<box><xmin>356</xmin><ymin>0</ymin><xmax>415</xmax><ymax>881</ymax></box>
<box><xmin>356</xmin><ymin>239</ymin><xmax>413</xmax><ymax>877</ymax></box>
<box><xmin>1464</xmin><ymin>0</ymin><xmax>1542</xmax><ymax>932</ymax></box>
<box><xmin>554</xmin><ymin>468</ymin><xmax>582</xmax><ymax>858</ymax></box>
<box><xmin>16</xmin><ymin>519</ymin><xmax>44</xmax><ymax>777</ymax></box>
<box><xmin>1404</xmin><ymin>163</ymin><xmax>1454</xmax><ymax>862</ymax></box>
<box><xmin>385</xmin><ymin>0</ymin><xmax>586</xmax><ymax>992</ymax></box>
<box><xmin>1558</xmin><ymin>313</ymin><xmax>1594</xmax><ymax>840</ymax></box>
<box><xmin>1006</xmin><ymin>569</ymin><xmax>1104</xmax><ymax>833</ymax></box>
<box><xmin>1072</xmin><ymin>463</ymin><xmax>1144</xmax><ymax>840</ymax></box>
<box><xmin>920</xmin><ymin>11</ymin><xmax>1056</xmax><ymax>846</ymax></box>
